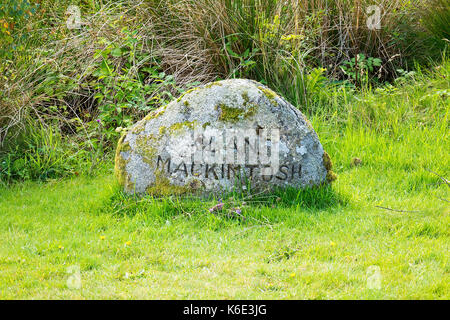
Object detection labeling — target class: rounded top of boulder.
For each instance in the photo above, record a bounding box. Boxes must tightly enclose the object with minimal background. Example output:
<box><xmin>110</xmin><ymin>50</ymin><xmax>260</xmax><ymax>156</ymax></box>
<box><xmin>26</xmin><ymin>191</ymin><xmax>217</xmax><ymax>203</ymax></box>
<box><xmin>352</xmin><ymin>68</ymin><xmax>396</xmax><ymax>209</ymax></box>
<box><xmin>115</xmin><ymin>78</ymin><xmax>335</xmax><ymax>195</ymax></box>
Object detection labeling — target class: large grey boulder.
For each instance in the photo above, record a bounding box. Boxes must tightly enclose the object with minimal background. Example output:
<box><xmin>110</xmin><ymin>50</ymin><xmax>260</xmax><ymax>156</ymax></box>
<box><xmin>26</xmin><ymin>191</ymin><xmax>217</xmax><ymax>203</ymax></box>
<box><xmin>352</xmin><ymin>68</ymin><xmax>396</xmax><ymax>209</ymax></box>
<box><xmin>115</xmin><ymin>79</ymin><xmax>335</xmax><ymax>195</ymax></box>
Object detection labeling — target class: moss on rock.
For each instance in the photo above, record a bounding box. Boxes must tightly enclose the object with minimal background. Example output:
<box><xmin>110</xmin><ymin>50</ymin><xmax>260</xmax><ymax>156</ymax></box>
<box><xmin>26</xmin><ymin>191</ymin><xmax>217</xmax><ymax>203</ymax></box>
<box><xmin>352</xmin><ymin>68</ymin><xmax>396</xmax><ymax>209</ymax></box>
<box><xmin>326</xmin><ymin>170</ymin><xmax>337</xmax><ymax>183</ymax></box>
<box><xmin>258</xmin><ymin>86</ymin><xmax>278</xmax><ymax>104</ymax></box>
<box><xmin>202</xmin><ymin>122</ymin><xmax>211</xmax><ymax>129</ymax></box>
<box><xmin>216</xmin><ymin>103</ymin><xmax>257</xmax><ymax>122</ymax></box>
<box><xmin>323</xmin><ymin>151</ymin><xmax>332</xmax><ymax>171</ymax></box>
<box><xmin>114</xmin><ymin>134</ymin><xmax>134</xmax><ymax>191</ymax></box>
<box><xmin>131</xmin><ymin>120</ymin><xmax>146</xmax><ymax>134</ymax></box>
<box><xmin>204</xmin><ymin>81</ymin><xmax>223</xmax><ymax>89</ymax></box>
<box><xmin>169</xmin><ymin>120</ymin><xmax>197</xmax><ymax>133</ymax></box>
<box><xmin>176</xmin><ymin>87</ymin><xmax>200</xmax><ymax>102</ymax></box>
<box><xmin>323</xmin><ymin>151</ymin><xmax>337</xmax><ymax>183</ymax></box>
<box><xmin>143</xmin><ymin>106</ymin><xmax>166</xmax><ymax>122</ymax></box>
<box><xmin>159</xmin><ymin>126</ymin><xmax>167</xmax><ymax>135</ymax></box>
<box><xmin>135</xmin><ymin>134</ymin><xmax>158</xmax><ymax>167</ymax></box>
<box><xmin>146</xmin><ymin>170</ymin><xmax>193</xmax><ymax>196</ymax></box>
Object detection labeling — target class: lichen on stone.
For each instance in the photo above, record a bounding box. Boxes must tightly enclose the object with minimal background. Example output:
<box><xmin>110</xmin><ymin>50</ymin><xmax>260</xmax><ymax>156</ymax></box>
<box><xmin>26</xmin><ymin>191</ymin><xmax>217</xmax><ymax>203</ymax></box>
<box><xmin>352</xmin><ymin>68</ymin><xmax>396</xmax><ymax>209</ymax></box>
<box><xmin>242</xmin><ymin>91</ymin><xmax>250</xmax><ymax>105</ymax></box>
<box><xmin>143</xmin><ymin>106</ymin><xmax>166</xmax><ymax>121</ymax></box>
<box><xmin>180</xmin><ymin>100</ymin><xmax>191</xmax><ymax>115</ymax></box>
<box><xmin>204</xmin><ymin>81</ymin><xmax>223</xmax><ymax>89</ymax></box>
<box><xmin>159</xmin><ymin>126</ymin><xmax>167</xmax><ymax>135</ymax></box>
<box><xmin>177</xmin><ymin>87</ymin><xmax>200</xmax><ymax>102</ymax></box>
<box><xmin>202</xmin><ymin>122</ymin><xmax>211</xmax><ymax>129</ymax></box>
<box><xmin>216</xmin><ymin>103</ymin><xmax>257</xmax><ymax>122</ymax></box>
<box><xmin>146</xmin><ymin>170</ymin><xmax>192</xmax><ymax>196</ymax></box>
<box><xmin>258</xmin><ymin>86</ymin><xmax>278</xmax><ymax>104</ymax></box>
<box><xmin>114</xmin><ymin>134</ymin><xmax>134</xmax><ymax>190</ymax></box>
<box><xmin>168</xmin><ymin>120</ymin><xmax>198</xmax><ymax>134</ymax></box>
<box><xmin>302</xmin><ymin>115</ymin><xmax>314</xmax><ymax>130</ymax></box>
<box><xmin>135</xmin><ymin>134</ymin><xmax>158</xmax><ymax>167</ymax></box>
<box><xmin>131</xmin><ymin>120</ymin><xmax>146</xmax><ymax>134</ymax></box>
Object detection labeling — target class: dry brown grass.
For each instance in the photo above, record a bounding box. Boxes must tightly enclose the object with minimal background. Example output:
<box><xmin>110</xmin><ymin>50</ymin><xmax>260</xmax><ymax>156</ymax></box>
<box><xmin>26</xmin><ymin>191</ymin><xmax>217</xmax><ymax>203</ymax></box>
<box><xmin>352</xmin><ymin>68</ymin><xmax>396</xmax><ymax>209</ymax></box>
<box><xmin>0</xmin><ymin>0</ymin><xmax>444</xmax><ymax>148</ymax></box>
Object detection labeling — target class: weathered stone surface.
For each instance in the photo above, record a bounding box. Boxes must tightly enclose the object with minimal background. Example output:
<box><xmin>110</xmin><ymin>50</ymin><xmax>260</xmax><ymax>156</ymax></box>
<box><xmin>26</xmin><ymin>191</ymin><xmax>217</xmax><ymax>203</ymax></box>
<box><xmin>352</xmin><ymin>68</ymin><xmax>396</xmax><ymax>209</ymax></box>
<box><xmin>115</xmin><ymin>79</ymin><xmax>335</xmax><ymax>195</ymax></box>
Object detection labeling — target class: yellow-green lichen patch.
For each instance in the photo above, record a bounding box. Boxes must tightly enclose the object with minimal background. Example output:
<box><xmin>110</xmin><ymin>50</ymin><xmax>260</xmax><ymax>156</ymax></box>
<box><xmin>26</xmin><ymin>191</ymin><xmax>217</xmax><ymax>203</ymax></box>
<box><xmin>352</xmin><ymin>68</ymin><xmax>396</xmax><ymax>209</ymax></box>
<box><xmin>323</xmin><ymin>151</ymin><xmax>337</xmax><ymax>183</ymax></box>
<box><xmin>204</xmin><ymin>81</ymin><xmax>223</xmax><ymax>89</ymax></box>
<box><xmin>131</xmin><ymin>120</ymin><xmax>146</xmax><ymax>134</ymax></box>
<box><xmin>143</xmin><ymin>106</ymin><xmax>166</xmax><ymax>121</ymax></box>
<box><xmin>146</xmin><ymin>170</ymin><xmax>192</xmax><ymax>196</ymax></box>
<box><xmin>202</xmin><ymin>122</ymin><xmax>211</xmax><ymax>129</ymax></box>
<box><xmin>176</xmin><ymin>87</ymin><xmax>200</xmax><ymax>102</ymax></box>
<box><xmin>169</xmin><ymin>120</ymin><xmax>198</xmax><ymax>134</ymax></box>
<box><xmin>114</xmin><ymin>134</ymin><xmax>134</xmax><ymax>190</ymax></box>
<box><xmin>216</xmin><ymin>103</ymin><xmax>257</xmax><ymax>122</ymax></box>
<box><xmin>258</xmin><ymin>86</ymin><xmax>278</xmax><ymax>104</ymax></box>
<box><xmin>159</xmin><ymin>126</ymin><xmax>167</xmax><ymax>135</ymax></box>
<box><xmin>117</xmin><ymin>134</ymin><xmax>131</xmax><ymax>153</ymax></box>
<box><xmin>135</xmin><ymin>134</ymin><xmax>158</xmax><ymax>167</ymax></box>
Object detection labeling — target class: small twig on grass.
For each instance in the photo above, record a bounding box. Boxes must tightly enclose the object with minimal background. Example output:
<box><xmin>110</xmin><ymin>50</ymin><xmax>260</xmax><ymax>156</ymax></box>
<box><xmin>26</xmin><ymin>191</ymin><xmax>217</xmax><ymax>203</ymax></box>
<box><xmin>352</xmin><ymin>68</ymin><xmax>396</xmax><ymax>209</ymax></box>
<box><xmin>375</xmin><ymin>205</ymin><xmax>422</xmax><ymax>213</ymax></box>
<box><xmin>425</xmin><ymin>168</ymin><xmax>450</xmax><ymax>188</ymax></box>
<box><xmin>433</xmin><ymin>195</ymin><xmax>449</xmax><ymax>203</ymax></box>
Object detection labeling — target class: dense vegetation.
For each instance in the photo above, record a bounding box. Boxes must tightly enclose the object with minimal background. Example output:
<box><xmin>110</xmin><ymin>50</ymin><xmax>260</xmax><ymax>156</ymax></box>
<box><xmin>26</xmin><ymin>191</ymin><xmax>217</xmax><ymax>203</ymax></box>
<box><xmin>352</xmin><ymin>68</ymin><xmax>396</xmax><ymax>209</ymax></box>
<box><xmin>0</xmin><ymin>0</ymin><xmax>448</xmax><ymax>299</ymax></box>
<box><xmin>0</xmin><ymin>0</ymin><xmax>449</xmax><ymax>182</ymax></box>
<box><xmin>1</xmin><ymin>66</ymin><xmax>448</xmax><ymax>298</ymax></box>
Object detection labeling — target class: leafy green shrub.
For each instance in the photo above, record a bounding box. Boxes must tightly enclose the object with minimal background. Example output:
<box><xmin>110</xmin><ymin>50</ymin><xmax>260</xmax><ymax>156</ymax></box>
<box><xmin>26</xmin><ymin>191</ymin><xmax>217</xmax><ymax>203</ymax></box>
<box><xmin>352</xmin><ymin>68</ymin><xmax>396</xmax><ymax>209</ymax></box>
<box><xmin>89</xmin><ymin>28</ymin><xmax>185</xmax><ymax>142</ymax></box>
<box><xmin>340</xmin><ymin>54</ymin><xmax>383</xmax><ymax>87</ymax></box>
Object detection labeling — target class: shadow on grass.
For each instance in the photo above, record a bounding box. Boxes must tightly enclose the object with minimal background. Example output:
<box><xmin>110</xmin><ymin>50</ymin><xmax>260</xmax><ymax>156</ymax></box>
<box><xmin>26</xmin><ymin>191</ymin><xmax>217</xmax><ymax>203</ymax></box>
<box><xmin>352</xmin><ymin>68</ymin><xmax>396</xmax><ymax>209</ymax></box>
<box><xmin>102</xmin><ymin>183</ymin><xmax>348</xmax><ymax>229</ymax></box>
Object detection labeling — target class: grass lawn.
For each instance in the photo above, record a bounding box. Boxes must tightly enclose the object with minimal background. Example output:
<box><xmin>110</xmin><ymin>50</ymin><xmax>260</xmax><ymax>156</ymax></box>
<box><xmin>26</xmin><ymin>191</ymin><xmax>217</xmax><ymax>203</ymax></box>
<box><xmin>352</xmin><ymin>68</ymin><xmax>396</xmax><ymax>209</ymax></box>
<box><xmin>1</xmin><ymin>121</ymin><xmax>448</xmax><ymax>299</ymax></box>
<box><xmin>0</xmin><ymin>67</ymin><xmax>449</xmax><ymax>299</ymax></box>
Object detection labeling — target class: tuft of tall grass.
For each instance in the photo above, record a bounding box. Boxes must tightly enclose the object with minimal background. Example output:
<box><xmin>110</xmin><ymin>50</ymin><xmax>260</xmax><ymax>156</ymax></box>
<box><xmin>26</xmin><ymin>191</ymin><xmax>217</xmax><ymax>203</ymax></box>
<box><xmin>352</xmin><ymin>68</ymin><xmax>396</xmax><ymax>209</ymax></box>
<box><xmin>420</xmin><ymin>0</ymin><xmax>450</xmax><ymax>52</ymax></box>
<box><xmin>0</xmin><ymin>125</ymin><xmax>92</xmax><ymax>184</ymax></box>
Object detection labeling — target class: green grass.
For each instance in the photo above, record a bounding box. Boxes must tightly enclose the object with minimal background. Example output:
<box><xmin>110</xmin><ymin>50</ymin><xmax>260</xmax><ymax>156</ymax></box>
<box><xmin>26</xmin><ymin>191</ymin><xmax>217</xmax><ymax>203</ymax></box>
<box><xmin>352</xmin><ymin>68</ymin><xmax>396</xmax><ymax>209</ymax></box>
<box><xmin>1</xmin><ymin>121</ymin><xmax>448</xmax><ymax>299</ymax></box>
<box><xmin>0</xmin><ymin>62</ymin><xmax>449</xmax><ymax>300</ymax></box>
